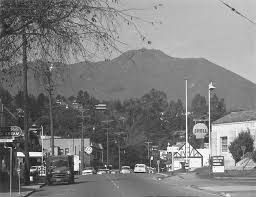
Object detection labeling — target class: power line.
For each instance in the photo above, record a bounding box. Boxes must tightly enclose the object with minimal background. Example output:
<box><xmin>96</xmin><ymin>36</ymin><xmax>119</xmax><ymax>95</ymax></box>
<box><xmin>217</xmin><ymin>0</ymin><xmax>256</xmax><ymax>25</ymax></box>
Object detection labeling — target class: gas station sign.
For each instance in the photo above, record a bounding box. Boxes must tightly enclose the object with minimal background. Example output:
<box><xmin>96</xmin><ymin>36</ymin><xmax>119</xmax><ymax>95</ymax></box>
<box><xmin>193</xmin><ymin>123</ymin><xmax>208</xmax><ymax>139</ymax></box>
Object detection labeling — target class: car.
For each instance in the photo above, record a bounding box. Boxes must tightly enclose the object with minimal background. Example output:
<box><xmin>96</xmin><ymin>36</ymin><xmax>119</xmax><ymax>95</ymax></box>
<box><xmin>120</xmin><ymin>166</ymin><xmax>131</xmax><ymax>174</ymax></box>
<box><xmin>96</xmin><ymin>168</ymin><xmax>110</xmax><ymax>174</ymax></box>
<box><xmin>133</xmin><ymin>164</ymin><xmax>147</xmax><ymax>173</ymax></box>
<box><xmin>82</xmin><ymin>167</ymin><xmax>96</xmax><ymax>175</ymax></box>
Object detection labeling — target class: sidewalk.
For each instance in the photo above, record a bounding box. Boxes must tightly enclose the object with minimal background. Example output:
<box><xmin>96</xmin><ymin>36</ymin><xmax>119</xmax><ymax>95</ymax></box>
<box><xmin>165</xmin><ymin>172</ymin><xmax>256</xmax><ymax>197</ymax></box>
<box><xmin>0</xmin><ymin>183</ymin><xmax>45</xmax><ymax>197</ymax></box>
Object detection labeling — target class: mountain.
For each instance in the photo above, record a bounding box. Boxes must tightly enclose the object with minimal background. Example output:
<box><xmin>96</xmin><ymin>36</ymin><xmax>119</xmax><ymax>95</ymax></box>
<box><xmin>7</xmin><ymin>48</ymin><xmax>256</xmax><ymax>111</ymax></box>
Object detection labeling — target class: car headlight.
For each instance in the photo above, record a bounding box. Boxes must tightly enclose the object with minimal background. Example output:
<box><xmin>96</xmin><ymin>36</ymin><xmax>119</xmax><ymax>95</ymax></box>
<box><xmin>66</xmin><ymin>170</ymin><xmax>71</xmax><ymax>174</ymax></box>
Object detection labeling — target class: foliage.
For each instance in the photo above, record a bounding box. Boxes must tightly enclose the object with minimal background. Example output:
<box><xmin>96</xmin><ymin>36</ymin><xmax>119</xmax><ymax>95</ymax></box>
<box><xmin>191</xmin><ymin>94</ymin><xmax>207</xmax><ymax>118</ymax></box>
<box><xmin>0</xmin><ymin>85</ymin><xmax>228</xmax><ymax>168</ymax></box>
<box><xmin>228</xmin><ymin>131</ymin><xmax>254</xmax><ymax>163</ymax></box>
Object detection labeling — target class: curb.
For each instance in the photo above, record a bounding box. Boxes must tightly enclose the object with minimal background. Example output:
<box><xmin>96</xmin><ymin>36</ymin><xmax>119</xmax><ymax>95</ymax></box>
<box><xmin>189</xmin><ymin>185</ymin><xmax>224</xmax><ymax>197</ymax></box>
<box><xmin>23</xmin><ymin>183</ymin><xmax>46</xmax><ymax>197</ymax></box>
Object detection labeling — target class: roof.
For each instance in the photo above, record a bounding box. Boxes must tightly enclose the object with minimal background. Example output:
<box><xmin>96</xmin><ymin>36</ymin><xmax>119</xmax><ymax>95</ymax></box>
<box><xmin>213</xmin><ymin>110</ymin><xmax>256</xmax><ymax>124</ymax></box>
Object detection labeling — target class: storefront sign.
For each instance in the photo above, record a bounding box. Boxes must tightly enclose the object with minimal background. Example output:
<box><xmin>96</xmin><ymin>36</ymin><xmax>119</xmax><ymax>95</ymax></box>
<box><xmin>193</xmin><ymin>123</ymin><xmax>208</xmax><ymax>139</ymax></box>
<box><xmin>211</xmin><ymin>156</ymin><xmax>225</xmax><ymax>173</ymax></box>
<box><xmin>0</xmin><ymin>126</ymin><xmax>22</xmax><ymax>137</ymax></box>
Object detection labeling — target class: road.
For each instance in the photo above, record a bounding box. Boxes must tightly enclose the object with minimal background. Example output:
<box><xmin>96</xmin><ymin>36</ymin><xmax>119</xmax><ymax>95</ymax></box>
<box><xmin>30</xmin><ymin>173</ymin><xmax>219</xmax><ymax>197</ymax></box>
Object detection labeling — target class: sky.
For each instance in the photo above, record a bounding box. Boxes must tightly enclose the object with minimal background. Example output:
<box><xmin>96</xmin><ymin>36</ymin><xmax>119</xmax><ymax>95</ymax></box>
<box><xmin>106</xmin><ymin>0</ymin><xmax>256</xmax><ymax>83</ymax></box>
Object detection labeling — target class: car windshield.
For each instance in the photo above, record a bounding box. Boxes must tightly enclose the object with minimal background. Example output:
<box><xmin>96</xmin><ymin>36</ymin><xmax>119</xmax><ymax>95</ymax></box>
<box><xmin>85</xmin><ymin>167</ymin><xmax>93</xmax><ymax>170</ymax></box>
<box><xmin>51</xmin><ymin>160</ymin><xmax>68</xmax><ymax>167</ymax></box>
<box><xmin>122</xmin><ymin>166</ymin><xmax>130</xmax><ymax>169</ymax></box>
<box><xmin>135</xmin><ymin>164</ymin><xmax>145</xmax><ymax>168</ymax></box>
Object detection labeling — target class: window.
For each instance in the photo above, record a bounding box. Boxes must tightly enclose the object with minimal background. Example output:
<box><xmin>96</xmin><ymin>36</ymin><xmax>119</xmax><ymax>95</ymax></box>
<box><xmin>221</xmin><ymin>136</ymin><xmax>228</xmax><ymax>152</ymax></box>
<box><xmin>65</xmin><ymin>148</ymin><xmax>69</xmax><ymax>155</ymax></box>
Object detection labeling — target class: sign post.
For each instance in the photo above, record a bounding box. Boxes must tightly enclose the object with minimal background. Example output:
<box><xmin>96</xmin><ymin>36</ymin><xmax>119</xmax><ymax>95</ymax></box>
<box><xmin>211</xmin><ymin>156</ymin><xmax>224</xmax><ymax>173</ymax></box>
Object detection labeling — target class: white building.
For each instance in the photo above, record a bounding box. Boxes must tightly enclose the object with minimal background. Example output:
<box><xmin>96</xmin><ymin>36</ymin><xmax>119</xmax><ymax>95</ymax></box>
<box><xmin>212</xmin><ymin>110</ymin><xmax>256</xmax><ymax>167</ymax></box>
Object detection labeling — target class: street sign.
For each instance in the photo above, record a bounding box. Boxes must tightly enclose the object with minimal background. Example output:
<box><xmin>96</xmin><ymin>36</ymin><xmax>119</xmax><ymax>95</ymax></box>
<box><xmin>85</xmin><ymin>146</ymin><xmax>93</xmax><ymax>154</ymax></box>
<box><xmin>0</xmin><ymin>126</ymin><xmax>22</xmax><ymax>137</ymax></box>
<box><xmin>193</xmin><ymin>123</ymin><xmax>208</xmax><ymax>139</ymax></box>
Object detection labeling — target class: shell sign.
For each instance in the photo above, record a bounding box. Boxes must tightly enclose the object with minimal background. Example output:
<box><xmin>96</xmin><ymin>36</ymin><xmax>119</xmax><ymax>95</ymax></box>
<box><xmin>193</xmin><ymin>123</ymin><xmax>208</xmax><ymax>139</ymax></box>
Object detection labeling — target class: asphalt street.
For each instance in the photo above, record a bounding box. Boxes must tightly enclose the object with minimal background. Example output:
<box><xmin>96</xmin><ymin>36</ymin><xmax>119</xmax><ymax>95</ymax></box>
<box><xmin>29</xmin><ymin>173</ymin><xmax>220</xmax><ymax>197</ymax></box>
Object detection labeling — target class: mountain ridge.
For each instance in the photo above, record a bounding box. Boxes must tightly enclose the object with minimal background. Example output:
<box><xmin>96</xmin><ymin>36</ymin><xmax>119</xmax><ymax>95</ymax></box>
<box><xmin>5</xmin><ymin>48</ymin><xmax>256</xmax><ymax>111</ymax></box>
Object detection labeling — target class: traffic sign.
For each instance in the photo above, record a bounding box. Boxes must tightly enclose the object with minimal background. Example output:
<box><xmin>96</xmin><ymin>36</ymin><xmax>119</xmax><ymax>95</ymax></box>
<box><xmin>85</xmin><ymin>146</ymin><xmax>93</xmax><ymax>154</ymax></box>
<box><xmin>0</xmin><ymin>126</ymin><xmax>22</xmax><ymax>137</ymax></box>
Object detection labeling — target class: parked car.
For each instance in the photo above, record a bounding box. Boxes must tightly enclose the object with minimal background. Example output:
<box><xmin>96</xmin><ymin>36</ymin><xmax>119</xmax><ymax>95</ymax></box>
<box><xmin>120</xmin><ymin>166</ymin><xmax>132</xmax><ymax>174</ymax></box>
<box><xmin>82</xmin><ymin>167</ymin><xmax>96</xmax><ymax>175</ymax></box>
<box><xmin>96</xmin><ymin>168</ymin><xmax>110</xmax><ymax>175</ymax></box>
<box><xmin>134</xmin><ymin>164</ymin><xmax>147</xmax><ymax>173</ymax></box>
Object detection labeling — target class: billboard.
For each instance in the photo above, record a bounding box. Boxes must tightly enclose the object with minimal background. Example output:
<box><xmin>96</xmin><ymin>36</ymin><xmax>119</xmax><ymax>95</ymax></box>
<box><xmin>192</xmin><ymin>123</ymin><xmax>208</xmax><ymax>139</ymax></box>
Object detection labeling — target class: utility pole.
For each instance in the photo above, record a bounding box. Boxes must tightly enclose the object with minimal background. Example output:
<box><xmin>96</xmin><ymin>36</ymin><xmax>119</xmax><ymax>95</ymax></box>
<box><xmin>46</xmin><ymin>63</ymin><xmax>54</xmax><ymax>156</ymax></box>
<box><xmin>145</xmin><ymin>141</ymin><xmax>152</xmax><ymax>159</ymax></box>
<box><xmin>0</xmin><ymin>98</ymin><xmax>3</xmax><ymax>126</ymax></box>
<box><xmin>22</xmin><ymin>31</ymin><xmax>30</xmax><ymax>185</ymax></box>
<box><xmin>80</xmin><ymin>110</ymin><xmax>85</xmax><ymax>174</ymax></box>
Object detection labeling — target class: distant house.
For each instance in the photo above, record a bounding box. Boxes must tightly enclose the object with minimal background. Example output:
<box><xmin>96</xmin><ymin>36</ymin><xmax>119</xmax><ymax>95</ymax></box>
<box><xmin>212</xmin><ymin>110</ymin><xmax>256</xmax><ymax>167</ymax></box>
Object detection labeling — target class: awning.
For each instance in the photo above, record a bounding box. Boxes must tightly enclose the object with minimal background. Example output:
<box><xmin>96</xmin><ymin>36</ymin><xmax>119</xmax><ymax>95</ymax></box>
<box><xmin>17</xmin><ymin>152</ymin><xmax>42</xmax><ymax>158</ymax></box>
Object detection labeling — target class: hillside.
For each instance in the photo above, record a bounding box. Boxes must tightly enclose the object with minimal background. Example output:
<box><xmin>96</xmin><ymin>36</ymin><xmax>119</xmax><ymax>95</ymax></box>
<box><xmin>7</xmin><ymin>48</ymin><xmax>256</xmax><ymax>111</ymax></box>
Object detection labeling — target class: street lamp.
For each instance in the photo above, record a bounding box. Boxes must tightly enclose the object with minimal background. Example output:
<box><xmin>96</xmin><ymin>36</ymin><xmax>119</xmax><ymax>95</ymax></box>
<box><xmin>185</xmin><ymin>79</ymin><xmax>188</xmax><ymax>165</ymax></box>
<box><xmin>208</xmin><ymin>82</ymin><xmax>216</xmax><ymax>163</ymax></box>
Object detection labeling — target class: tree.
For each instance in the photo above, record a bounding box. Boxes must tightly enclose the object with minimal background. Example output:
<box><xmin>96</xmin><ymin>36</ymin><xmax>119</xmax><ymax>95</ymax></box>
<box><xmin>1</xmin><ymin>0</ymin><xmax>153</xmax><ymax>184</ymax></box>
<box><xmin>191</xmin><ymin>94</ymin><xmax>207</xmax><ymax>118</ymax></box>
<box><xmin>229</xmin><ymin>131</ymin><xmax>254</xmax><ymax>164</ymax></box>
<box><xmin>210</xmin><ymin>93</ymin><xmax>226</xmax><ymax>122</ymax></box>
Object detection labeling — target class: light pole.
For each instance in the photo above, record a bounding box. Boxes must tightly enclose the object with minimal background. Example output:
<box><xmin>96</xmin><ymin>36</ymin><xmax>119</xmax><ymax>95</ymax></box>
<box><xmin>185</xmin><ymin>79</ymin><xmax>188</xmax><ymax>164</ymax></box>
<box><xmin>208</xmin><ymin>82</ymin><xmax>216</xmax><ymax>164</ymax></box>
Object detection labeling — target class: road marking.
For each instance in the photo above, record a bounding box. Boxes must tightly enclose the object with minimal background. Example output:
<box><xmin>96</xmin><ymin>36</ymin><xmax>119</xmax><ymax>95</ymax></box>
<box><xmin>105</xmin><ymin>175</ymin><xmax>126</xmax><ymax>197</ymax></box>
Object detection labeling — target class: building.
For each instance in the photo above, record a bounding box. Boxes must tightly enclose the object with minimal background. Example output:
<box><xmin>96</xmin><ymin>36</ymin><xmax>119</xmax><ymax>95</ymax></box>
<box><xmin>42</xmin><ymin>136</ymin><xmax>103</xmax><ymax>169</ymax></box>
<box><xmin>212</xmin><ymin>110</ymin><xmax>256</xmax><ymax>167</ymax></box>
